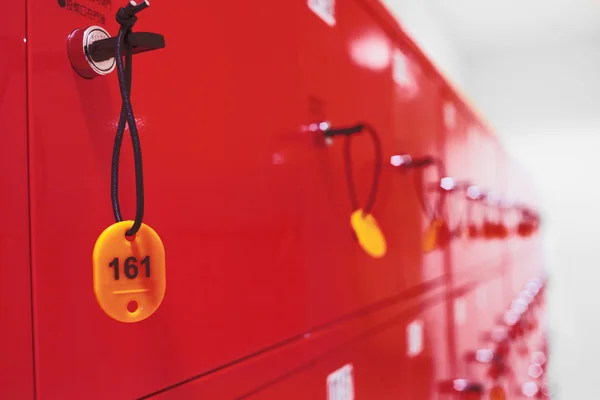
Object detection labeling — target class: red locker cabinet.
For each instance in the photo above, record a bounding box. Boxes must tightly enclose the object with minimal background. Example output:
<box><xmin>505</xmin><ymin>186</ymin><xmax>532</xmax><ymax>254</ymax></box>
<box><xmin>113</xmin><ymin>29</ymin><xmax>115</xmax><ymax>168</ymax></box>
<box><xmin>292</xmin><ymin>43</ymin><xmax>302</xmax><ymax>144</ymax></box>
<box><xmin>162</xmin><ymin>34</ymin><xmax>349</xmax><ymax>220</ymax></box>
<box><xmin>0</xmin><ymin>0</ymin><xmax>546</xmax><ymax>398</ymax></box>
<box><xmin>147</xmin><ymin>289</ymin><xmax>448</xmax><ymax>399</ymax></box>
<box><xmin>27</xmin><ymin>0</ymin><xmax>313</xmax><ymax>398</ymax></box>
<box><xmin>0</xmin><ymin>0</ymin><xmax>34</xmax><ymax>397</ymax></box>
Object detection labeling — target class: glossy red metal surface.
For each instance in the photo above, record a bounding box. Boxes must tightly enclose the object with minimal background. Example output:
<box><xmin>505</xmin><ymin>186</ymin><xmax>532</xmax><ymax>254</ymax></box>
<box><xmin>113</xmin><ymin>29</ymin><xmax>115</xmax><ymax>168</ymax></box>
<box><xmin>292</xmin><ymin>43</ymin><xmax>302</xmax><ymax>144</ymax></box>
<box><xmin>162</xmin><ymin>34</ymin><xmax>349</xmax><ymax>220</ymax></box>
<box><xmin>0</xmin><ymin>0</ymin><xmax>34</xmax><ymax>397</ymax></box>
<box><xmin>149</xmin><ymin>281</ymin><xmax>451</xmax><ymax>399</ymax></box>
<box><xmin>28</xmin><ymin>1</ymin><xmax>312</xmax><ymax>398</ymax></box>
<box><xmin>1</xmin><ymin>0</ymin><xmax>547</xmax><ymax>398</ymax></box>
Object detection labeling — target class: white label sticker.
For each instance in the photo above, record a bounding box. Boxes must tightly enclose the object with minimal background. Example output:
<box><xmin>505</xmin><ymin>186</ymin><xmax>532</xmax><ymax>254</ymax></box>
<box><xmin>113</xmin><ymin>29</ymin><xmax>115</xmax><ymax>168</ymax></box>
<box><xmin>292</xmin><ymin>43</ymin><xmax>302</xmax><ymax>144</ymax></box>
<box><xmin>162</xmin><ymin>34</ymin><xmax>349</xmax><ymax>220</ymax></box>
<box><xmin>308</xmin><ymin>0</ymin><xmax>336</xmax><ymax>26</ymax></box>
<box><xmin>393</xmin><ymin>49</ymin><xmax>412</xmax><ymax>86</ymax></box>
<box><xmin>443</xmin><ymin>102</ymin><xmax>457</xmax><ymax>130</ymax></box>
<box><xmin>407</xmin><ymin>319</ymin><xmax>424</xmax><ymax>357</ymax></box>
<box><xmin>392</xmin><ymin>49</ymin><xmax>418</xmax><ymax>99</ymax></box>
<box><xmin>455</xmin><ymin>297</ymin><xmax>467</xmax><ymax>326</ymax></box>
<box><xmin>327</xmin><ymin>364</ymin><xmax>354</xmax><ymax>400</ymax></box>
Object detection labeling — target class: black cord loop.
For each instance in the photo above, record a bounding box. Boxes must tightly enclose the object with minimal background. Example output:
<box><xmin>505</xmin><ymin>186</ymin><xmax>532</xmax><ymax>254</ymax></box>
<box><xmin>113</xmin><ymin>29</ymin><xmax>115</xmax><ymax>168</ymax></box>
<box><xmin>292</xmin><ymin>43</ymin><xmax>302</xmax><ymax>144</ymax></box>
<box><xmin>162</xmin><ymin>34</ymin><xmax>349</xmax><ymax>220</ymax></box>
<box><xmin>415</xmin><ymin>158</ymin><xmax>446</xmax><ymax>221</ymax></box>
<box><xmin>324</xmin><ymin>123</ymin><xmax>383</xmax><ymax>215</ymax></box>
<box><xmin>397</xmin><ymin>156</ymin><xmax>446</xmax><ymax>221</ymax></box>
<box><xmin>111</xmin><ymin>0</ymin><xmax>149</xmax><ymax>237</ymax></box>
<box><xmin>442</xmin><ymin>181</ymin><xmax>470</xmax><ymax>236</ymax></box>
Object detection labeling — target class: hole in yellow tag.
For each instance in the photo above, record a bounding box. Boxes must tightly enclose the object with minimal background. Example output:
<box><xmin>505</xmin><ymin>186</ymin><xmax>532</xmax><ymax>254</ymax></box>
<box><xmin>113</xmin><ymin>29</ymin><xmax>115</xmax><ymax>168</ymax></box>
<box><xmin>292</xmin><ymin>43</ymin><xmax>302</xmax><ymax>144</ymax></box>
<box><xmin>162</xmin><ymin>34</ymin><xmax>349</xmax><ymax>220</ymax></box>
<box><xmin>127</xmin><ymin>300</ymin><xmax>139</xmax><ymax>314</ymax></box>
<box><xmin>93</xmin><ymin>221</ymin><xmax>166</xmax><ymax>323</ymax></box>
<box><xmin>422</xmin><ymin>219</ymin><xmax>443</xmax><ymax>252</ymax></box>
<box><xmin>350</xmin><ymin>209</ymin><xmax>387</xmax><ymax>258</ymax></box>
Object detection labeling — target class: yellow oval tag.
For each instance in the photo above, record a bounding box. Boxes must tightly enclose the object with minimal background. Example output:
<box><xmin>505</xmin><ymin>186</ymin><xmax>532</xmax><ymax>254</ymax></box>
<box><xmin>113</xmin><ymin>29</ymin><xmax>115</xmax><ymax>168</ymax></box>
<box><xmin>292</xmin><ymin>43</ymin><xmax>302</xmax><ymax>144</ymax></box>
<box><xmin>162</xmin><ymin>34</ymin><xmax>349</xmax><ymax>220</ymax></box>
<box><xmin>422</xmin><ymin>219</ymin><xmax>443</xmax><ymax>252</ymax></box>
<box><xmin>93</xmin><ymin>221</ymin><xmax>166</xmax><ymax>323</ymax></box>
<box><xmin>350</xmin><ymin>209</ymin><xmax>387</xmax><ymax>258</ymax></box>
<box><xmin>489</xmin><ymin>386</ymin><xmax>506</xmax><ymax>400</ymax></box>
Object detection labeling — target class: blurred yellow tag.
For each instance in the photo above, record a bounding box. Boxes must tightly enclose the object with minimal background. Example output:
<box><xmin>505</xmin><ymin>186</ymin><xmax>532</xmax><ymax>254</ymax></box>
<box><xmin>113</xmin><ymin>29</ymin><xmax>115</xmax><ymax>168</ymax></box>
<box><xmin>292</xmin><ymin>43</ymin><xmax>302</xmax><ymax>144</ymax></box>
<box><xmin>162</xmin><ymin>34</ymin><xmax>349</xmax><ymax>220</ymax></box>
<box><xmin>350</xmin><ymin>209</ymin><xmax>387</xmax><ymax>258</ymax></box>
<box><xmin>423</xmin><ymin>219</ymin><xmax>443</xmax><ymax>252</ymax></box>
<box><xmin>93</xmin><ymin>221</ymin><xmax>166</xmax><ymax>323</ymax></box>
<box><xmin>489</xmin><ymin>386</ymin><xmax>506</xmax><ymax>400</ymax></box>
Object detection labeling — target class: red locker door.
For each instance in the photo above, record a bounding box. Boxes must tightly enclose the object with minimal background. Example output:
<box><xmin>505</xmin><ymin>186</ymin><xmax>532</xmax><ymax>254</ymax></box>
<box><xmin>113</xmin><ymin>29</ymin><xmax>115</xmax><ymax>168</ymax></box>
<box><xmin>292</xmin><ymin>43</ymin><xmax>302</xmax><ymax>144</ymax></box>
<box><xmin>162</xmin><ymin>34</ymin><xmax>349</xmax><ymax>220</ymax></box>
<box><xmin>147</xmin><ymin>291</ymin><xmax>414</xmax><ymax>399</ymax></box>
<box><xmin>27</xmin><ymin>1</ymin><xmax>310</xmax><ymax>398</ymax></box>
<box><xmin>454</xmin><ymin>274</ymin><xmax>505</xmax><ymax>383</ymax></box>
<box><xmin>246</xmin><ymin>321</ymin><xmax>408</xmax><ymax>400</ymax></box>
<box><xmin>391</xmin><ymin>46</ymin><xmax>447</xmax><ymax>286</ymax></box>
<box><xmin>298</xmin><ymin>0</ymin><xmax>447</xmax><ymax>328</ymax></box>
<box><xmin>298</xmin><ymin>0</ymin><xmax>402</xmax><ymax>327</ymax></box>
<box><xmin>442</xmin><ymin>93</ymin><xmax>476</xmax><ymax>282</ymax></box>
<box><xmin>242</xmin><ymin>303</ymin><xmax>448</xmax><ymax>400</ymax></box>
<box><xmin>413</xmin><ymin>298</ymin><xmax>452</xmax><ymax>398</ymax></box>
<box><xmin>0</xmin><ymin>0</ymin><xmax>34</xmax><ymax>397</ymax></box>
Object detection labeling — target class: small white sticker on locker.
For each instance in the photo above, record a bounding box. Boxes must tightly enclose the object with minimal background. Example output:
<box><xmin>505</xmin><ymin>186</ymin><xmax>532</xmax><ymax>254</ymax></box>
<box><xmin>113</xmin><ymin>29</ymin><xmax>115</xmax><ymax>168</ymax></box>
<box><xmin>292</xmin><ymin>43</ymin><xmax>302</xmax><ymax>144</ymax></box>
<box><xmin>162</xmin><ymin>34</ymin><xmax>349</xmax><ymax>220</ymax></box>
<box><xmin>393</xmin><ymin>49</ymin><xmax>412</xmax><ymax>87</ymax></box>
<box><xmin>327</xmin><ymin>364</ymin><xmax>354</xmax><ymax>400</ymax></box>
<box><xmin>443</xmin><ymin>102</ymin><xmax>457</xmax><ymax>130</ymax></box>
<box><xmin>308</xmin><ymin>0</ymin><xmax>336</xmax><ymax>26</ymax></box>
<box><xmin>455</xmin><ymin>297</ymin><xmax>467</xmax><ymax>326</ymax></box>
<box><xmin>407</xmin><ymin>319</ymin><xmax>424</xmax><ymax>357</ymax></box>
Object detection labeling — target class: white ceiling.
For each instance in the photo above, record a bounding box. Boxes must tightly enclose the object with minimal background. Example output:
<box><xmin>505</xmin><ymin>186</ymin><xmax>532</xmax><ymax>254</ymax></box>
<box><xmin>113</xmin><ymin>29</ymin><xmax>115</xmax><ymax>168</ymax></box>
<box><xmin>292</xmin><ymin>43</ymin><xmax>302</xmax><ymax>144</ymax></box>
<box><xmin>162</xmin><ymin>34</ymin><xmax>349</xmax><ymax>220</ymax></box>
<box><xmin>427</xmin><ymin>0</ymin><xmax>600</xmax><ymax>53</ymax></box>
<box><xmin>384</xmin><ymin>0</ymin><xmax>600</xmax><ymax>54</ymax></box>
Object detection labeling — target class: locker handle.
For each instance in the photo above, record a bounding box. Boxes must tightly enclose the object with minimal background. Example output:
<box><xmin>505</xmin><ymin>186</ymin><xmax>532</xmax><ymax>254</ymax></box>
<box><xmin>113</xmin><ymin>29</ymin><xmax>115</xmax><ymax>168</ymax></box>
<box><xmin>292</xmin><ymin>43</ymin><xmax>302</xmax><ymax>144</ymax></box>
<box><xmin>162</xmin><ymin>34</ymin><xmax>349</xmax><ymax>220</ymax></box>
<box><xmin>323</xmin><ymin>124</ymin><xmax>364</xmax><ymax>137</ymax></box>
<box><xmin>88</xmin><ymin>32</ymin><xmax>165</xmax><ymax>63</ymax></box>
<box><xmin>439</xmin><ymin>379</ymin><xmax>484</xmax><ymax>394</ymax></box>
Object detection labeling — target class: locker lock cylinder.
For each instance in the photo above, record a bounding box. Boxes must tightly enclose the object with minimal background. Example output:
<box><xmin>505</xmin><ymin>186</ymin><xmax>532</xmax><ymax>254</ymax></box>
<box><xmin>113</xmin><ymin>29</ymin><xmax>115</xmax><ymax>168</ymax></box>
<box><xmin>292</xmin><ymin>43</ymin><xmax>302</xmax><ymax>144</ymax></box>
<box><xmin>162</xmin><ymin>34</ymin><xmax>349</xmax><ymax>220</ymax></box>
<box><xmin>67</xmin><ymin>26</ymin><xmax>116</xmax><ymax>79</ymax></box>
<box><xmin>67</xmin><ymin>2</ymin><xmax>165</xmax><ymax>79</ymax></box>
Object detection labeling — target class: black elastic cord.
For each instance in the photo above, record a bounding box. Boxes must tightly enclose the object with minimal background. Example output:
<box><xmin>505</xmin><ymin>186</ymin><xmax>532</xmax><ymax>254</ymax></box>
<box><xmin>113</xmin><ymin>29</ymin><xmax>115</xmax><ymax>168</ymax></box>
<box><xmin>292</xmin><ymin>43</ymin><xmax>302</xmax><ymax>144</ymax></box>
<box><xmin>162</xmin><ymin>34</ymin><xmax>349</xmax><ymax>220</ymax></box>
<box><xmin>111</xmin><ymin>32</ymin><xmax>132</xmax><ymax>224</ymax></box>
<box><xmin>325</xmin><ymin>123</ymin><xmax>382</xmax><ymax>215</ymax></box>
<box><xmin>411</xmin><ymin>157</ymin><xmax>446</xmax><ymax>222</ymax></box>
<box><xmin>111</xmin><ymin>1</ymin><xmax>148</xmax><ymax>237</ymax></box>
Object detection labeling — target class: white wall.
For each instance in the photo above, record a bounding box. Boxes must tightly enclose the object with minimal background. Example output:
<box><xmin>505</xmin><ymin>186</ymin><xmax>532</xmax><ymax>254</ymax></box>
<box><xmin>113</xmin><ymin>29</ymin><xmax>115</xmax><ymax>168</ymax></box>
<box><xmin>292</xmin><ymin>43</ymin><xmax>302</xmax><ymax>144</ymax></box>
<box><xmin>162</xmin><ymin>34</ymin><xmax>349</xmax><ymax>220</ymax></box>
<box><xmin>465</xmin><ymin>41</ymin><xmax>600</xmax><ymax>399</ymax></box>
<box><xmin>381</xmin><ymin>0</ymin><xmax>466</xmax><ymax>89</ymax></box>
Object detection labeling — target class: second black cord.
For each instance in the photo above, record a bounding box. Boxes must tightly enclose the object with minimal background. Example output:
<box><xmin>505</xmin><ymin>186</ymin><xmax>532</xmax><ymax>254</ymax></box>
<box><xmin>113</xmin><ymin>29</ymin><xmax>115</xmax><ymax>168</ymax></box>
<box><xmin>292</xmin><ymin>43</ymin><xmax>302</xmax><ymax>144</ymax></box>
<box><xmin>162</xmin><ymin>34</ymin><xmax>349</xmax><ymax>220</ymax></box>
<box><xmin>342</xmin><ymin>123</ymin><xmax>383</xmax><ymax>216</ymax></box>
